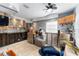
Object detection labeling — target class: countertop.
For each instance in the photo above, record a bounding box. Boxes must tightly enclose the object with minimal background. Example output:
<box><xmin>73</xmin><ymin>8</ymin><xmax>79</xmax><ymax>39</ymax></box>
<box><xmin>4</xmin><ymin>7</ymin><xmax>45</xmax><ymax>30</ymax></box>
<box><xmin>0</xmin><ymin>29</ymin><xmax>26</xmax><ymax>33</ymax></box>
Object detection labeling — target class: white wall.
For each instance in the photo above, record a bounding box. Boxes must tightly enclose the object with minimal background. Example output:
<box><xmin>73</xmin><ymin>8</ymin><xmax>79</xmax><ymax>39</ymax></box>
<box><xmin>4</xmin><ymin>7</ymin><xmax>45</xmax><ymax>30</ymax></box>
<box><xmin>35</xmin><ymin>18</ymin><xmax>57</xmax><ymax>31</ymax></box>
<box><xmin>74</xmin><ymin>5</ymin><xmax>79</xmax><ymax>48</ymax></box>
<box><xmin>46</xmin><ymin>21</ymin><xmax>58</xmax><ymax>33</ymax></box>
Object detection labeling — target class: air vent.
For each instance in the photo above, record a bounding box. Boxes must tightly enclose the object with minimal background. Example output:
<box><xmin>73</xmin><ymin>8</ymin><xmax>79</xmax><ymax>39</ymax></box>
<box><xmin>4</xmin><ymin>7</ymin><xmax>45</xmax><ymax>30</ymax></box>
<box><xmin>23</xmin><ymin>4</ymin><xmax>29</xmax><ymax>8</ymax></box>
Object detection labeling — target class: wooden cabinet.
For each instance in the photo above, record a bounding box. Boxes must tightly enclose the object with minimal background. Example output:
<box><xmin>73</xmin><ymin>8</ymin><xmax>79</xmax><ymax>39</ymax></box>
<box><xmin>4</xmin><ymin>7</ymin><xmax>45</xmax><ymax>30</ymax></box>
<box><xmin>27</xmin><ymin>32</ymin><xmax>34</xmax><ymax>44</ymax></box>
<box><xmin>0</xmin><ymin>32</ymin><xmax>27</xmax><ymax>47</ymax></box>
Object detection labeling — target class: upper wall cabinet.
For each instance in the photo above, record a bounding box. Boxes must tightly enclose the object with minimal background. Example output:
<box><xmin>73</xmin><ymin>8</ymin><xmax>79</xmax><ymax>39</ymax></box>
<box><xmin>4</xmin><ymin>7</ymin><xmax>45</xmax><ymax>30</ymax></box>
<box><xmin>58</xmin><ymin>14</ymin><xmax>75</xmax><ymax>24</ymax></box>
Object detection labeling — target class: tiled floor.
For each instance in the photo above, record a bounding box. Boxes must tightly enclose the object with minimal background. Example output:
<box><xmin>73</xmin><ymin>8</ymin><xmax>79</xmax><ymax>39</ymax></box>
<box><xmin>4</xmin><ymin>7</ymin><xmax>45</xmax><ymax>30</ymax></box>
<box><xmin>1</xmin><ymin>40</ymin><xmax>40</xmax><ymax>56</ymax></box>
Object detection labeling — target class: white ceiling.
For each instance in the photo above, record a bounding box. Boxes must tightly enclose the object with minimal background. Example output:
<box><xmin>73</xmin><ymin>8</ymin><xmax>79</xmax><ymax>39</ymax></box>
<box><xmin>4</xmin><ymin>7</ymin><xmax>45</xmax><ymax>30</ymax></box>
<box><xmin>0</xmin><ymin>3</ymin><xmax>77</xmax><ymax>21</ymax></box>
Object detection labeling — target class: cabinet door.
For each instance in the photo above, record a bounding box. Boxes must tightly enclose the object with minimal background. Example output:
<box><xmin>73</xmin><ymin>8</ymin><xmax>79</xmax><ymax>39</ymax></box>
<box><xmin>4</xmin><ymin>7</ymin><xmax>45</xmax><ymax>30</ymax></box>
<box><xmin>2</xmin><ymin>33</ymin><xmax>7</xmax><ymax>46</ymax></box>
<box><xmin>0</xmin><ymin>34</ymin><xmax>2</xmax><ymax>47</ymax></box>
<box><xmin>6</xmin><ymin>34</ymin><xmax>10</xmax><ymax>45</ymax></box>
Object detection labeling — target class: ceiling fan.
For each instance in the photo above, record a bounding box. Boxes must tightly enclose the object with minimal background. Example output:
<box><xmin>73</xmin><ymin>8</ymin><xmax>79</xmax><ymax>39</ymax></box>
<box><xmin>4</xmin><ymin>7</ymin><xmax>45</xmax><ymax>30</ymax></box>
<box><xmin>43</xmin><ymin>3</ymin><xmax>57</xmax><ymax>14</ymax></box>
<box><xmin>45</xmin><ymin>3</ymin><xmax>57</xmax><ymax>10</ymax></box>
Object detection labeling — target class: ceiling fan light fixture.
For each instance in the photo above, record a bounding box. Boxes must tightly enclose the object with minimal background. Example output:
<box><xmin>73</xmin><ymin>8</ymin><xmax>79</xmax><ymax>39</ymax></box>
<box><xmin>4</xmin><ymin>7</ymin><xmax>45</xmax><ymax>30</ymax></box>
<box><xmin>48</xmin><ymin>3</ymin><xmax>51</xmax><ymax>5</ymax></box>
<box><xmin>47</xmin><ymin>9</ymin><xmax>53</xmax><ymax>13</ymax></box>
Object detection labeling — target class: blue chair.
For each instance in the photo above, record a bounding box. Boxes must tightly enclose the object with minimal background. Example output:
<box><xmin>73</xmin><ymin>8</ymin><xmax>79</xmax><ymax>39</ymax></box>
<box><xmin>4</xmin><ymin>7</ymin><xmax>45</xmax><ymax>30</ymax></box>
<box><xmin>39</xmin><ymin>46</ymin><xmax>60</xmax><ymax>56</ymax></box>
<box><xmin>60</xmin><ymin>50</ymin><xmax>64</xmax><ymax>56</ymax></box>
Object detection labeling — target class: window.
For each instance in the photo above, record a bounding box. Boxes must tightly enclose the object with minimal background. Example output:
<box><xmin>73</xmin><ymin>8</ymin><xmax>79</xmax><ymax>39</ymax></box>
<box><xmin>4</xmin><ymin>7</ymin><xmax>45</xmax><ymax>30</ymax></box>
<box><xmin>46</xmin><ymin>21</ymin><xmax>58</xmax><ymax>33</ymax></box>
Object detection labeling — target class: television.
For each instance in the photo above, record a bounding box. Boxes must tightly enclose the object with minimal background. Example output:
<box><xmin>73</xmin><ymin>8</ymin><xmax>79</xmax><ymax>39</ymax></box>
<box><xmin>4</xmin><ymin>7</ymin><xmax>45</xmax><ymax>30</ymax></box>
<box><xmin>0</xmin><ymin>15</ymin><xmax>9</xmax><ymax>26</ymax></box>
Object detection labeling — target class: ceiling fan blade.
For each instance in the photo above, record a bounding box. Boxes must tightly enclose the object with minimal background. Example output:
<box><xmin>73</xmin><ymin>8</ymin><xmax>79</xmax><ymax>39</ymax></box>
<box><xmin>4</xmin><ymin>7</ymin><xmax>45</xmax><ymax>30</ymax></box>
<box><xmin>54</xmin><ymin>7</ymin><xmax>57</xmax><ymax>9</ymax></box>
<box><xmin>50</xmin><ymin>5</ymin><xmax>53</xmax><ymax>8</ymax></box>
<box><xmin>46</xmin><ymin>6</ymin><xmax>50</xmax><ymax>9</ymax></box>
<box><xmin>51</xmin><ymin>4</ymin><xmax>57</xmax><ymax>9</ymax></box>
<box><xmin>52</xmin><ymin>4</ymin><xmax>56</xmax><ymax>6</ymax></box>
<box><xmin>52</xmin><ymin>6</ymin><xmax>57</xmax><ymax>9</ymax></box>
